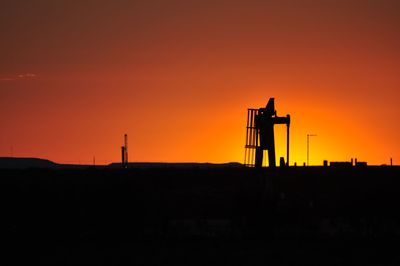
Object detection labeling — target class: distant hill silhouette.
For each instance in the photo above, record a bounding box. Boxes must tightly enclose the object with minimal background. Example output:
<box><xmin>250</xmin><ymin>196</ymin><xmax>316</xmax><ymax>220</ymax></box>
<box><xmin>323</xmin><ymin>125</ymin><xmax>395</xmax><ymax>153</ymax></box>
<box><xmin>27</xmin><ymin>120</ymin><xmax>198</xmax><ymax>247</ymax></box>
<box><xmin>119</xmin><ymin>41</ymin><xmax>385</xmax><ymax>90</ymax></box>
<box><xmin>0</xmin><ymin>157</ymin><xmax>59</xmax><ymax>169</ymax></box>
<box><xmin>0</xmin><ymin>157</ymin><xmax>243</xmax><ymax>170</ymax></box>
<box><xmin>0</xmin><ymin>157</ymin><xmax>94</xmax><ymax>169</ymax></box>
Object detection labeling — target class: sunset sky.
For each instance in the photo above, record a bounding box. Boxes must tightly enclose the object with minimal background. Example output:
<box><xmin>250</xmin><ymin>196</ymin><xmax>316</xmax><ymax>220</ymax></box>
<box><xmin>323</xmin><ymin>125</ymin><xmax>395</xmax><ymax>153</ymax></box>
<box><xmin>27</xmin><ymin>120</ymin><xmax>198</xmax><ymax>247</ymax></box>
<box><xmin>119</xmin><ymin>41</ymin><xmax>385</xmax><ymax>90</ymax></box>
<box><xmin>1</xmin><ymin>0</ymin><xmax>399</xmax><ymax>165</ymax></box>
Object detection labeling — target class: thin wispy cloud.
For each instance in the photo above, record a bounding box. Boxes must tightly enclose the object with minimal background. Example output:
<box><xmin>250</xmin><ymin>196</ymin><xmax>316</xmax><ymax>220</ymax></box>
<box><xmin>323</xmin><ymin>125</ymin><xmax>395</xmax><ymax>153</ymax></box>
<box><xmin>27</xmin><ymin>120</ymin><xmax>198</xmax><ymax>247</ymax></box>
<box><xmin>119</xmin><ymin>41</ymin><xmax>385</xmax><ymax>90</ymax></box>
<box><xmin>0</xmin><ymin>73</ymin><xmax>38</xmax><ymax>81</ymax></box>
<box><xmin>18</xmin><ymin>73</ymin><xmax>37</xmax><ymax>78</ymax></box>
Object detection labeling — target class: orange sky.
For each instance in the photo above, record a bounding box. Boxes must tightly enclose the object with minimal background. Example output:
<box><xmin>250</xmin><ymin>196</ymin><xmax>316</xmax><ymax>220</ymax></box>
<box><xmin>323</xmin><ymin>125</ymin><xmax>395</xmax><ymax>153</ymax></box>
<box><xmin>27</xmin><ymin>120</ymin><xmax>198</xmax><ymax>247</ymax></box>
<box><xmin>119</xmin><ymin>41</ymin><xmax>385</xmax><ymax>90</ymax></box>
<box><xmin>0</xmin><ymin>0</ymin><xmax>399</xmax><ymax>165</ymax></box>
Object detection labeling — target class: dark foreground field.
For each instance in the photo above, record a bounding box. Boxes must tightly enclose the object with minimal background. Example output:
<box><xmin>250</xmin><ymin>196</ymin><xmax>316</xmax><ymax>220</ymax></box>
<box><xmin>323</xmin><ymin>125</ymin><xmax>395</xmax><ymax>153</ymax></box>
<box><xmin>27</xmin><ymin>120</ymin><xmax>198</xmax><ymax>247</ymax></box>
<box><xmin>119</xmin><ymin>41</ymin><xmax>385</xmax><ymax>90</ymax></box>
<box><xmin>2</xmin><ymin>165</ymin><xmax>400</xmax><ymax>265</ymax></box>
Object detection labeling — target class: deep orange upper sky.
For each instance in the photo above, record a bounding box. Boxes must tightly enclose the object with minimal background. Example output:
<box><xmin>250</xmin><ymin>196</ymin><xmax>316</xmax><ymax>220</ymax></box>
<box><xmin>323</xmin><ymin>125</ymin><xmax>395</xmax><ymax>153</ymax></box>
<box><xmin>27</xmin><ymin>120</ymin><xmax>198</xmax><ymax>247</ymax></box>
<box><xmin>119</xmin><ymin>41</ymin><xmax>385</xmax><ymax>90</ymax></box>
<box><xmin>1</xmin><ymin>0</ymin><xmax>399</xmax><ymax>165</ymax></box>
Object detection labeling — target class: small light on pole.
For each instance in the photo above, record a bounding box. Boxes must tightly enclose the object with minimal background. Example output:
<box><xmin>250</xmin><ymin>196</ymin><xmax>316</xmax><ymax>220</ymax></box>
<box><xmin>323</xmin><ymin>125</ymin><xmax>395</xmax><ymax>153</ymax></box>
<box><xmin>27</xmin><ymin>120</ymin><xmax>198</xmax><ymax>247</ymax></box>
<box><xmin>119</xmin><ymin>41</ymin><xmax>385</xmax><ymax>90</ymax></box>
<box><xmin>307</xmin><ymin>134</ymin><xmax>317</xmax><ymax>166</ymax></box>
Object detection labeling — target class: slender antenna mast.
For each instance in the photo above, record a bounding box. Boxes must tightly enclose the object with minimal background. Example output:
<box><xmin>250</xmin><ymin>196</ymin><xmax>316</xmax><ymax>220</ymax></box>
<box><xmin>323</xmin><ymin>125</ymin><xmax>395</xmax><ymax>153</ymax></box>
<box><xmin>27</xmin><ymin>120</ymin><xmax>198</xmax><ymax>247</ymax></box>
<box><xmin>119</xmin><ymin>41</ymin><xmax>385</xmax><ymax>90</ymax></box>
<box><xmin>124</xmin><ymin>134</ymin><xmax>128</xmax><ymax>166</ymax></box>
<box><xmin>121</xmin><ymin>134</ymin><xmax>128</xmax><ymax>168</ymax></box>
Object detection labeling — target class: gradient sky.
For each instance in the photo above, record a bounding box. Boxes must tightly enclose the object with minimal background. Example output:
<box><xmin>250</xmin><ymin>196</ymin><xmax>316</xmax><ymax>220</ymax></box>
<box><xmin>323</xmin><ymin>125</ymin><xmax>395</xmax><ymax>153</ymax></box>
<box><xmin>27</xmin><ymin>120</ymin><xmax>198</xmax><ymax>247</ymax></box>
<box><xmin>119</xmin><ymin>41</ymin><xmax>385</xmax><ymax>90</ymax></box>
<box><xmin>1</xmin><ymin>0</ymin><xmax>399</xmax><ymax>165</ymax></box>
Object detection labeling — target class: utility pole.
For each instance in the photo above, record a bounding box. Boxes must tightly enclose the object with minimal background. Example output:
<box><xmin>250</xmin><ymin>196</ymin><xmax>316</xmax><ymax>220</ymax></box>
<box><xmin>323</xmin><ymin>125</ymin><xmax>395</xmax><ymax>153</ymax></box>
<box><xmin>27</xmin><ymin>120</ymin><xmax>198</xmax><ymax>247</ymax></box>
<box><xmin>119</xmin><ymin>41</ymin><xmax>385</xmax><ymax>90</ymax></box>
<box><xmin>307</xmin><ymin>134</ymin><xmax>317</xmax><ymax>166</ymax></box>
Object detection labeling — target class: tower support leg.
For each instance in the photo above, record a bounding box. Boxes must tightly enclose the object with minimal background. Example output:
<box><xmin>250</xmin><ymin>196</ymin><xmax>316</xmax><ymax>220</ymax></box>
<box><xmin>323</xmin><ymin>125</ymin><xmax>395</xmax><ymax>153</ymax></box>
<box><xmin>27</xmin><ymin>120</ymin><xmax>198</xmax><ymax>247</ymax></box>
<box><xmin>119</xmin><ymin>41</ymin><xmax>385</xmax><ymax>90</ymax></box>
<box><xmin>255</xmin><ymin>147</ymin><xmax>263</xmax><ymax>168</ymax></box>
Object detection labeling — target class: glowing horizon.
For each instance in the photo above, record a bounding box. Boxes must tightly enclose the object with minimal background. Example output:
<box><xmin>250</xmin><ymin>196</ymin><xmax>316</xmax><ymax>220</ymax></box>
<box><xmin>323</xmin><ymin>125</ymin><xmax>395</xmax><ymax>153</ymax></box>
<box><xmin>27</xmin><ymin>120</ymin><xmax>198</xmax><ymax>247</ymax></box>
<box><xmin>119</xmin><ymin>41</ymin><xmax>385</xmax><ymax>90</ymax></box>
<box><xmin>1</xmin><ymin>1</ymin><xmax>399</xmax><ymax>166</ymax></box>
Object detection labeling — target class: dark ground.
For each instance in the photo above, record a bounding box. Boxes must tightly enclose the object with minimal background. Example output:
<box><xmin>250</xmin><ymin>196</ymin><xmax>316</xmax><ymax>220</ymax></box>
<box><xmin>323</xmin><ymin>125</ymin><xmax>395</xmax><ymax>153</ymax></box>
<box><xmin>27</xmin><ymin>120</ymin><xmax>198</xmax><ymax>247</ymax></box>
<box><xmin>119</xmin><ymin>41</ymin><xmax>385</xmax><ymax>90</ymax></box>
<box><xmin>2</xmin><ymin>165</ymin><xmax>400</xmax><ymax>265</ymax></box>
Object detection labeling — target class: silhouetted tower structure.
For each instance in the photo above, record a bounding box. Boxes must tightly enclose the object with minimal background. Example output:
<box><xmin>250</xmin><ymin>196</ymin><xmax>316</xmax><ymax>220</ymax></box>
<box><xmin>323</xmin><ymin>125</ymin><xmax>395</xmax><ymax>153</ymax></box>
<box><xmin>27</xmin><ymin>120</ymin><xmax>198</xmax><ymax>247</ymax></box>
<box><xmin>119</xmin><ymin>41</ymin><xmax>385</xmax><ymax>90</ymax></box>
<box><xmin>244</xmin><ymin>98</ymin><xmax>290</xmax><ymax>168</ymax></box>
<box><xmin>121</xmin><ymin>134</ymin><xmax>128</xmax><ymax>168</ymax></box>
